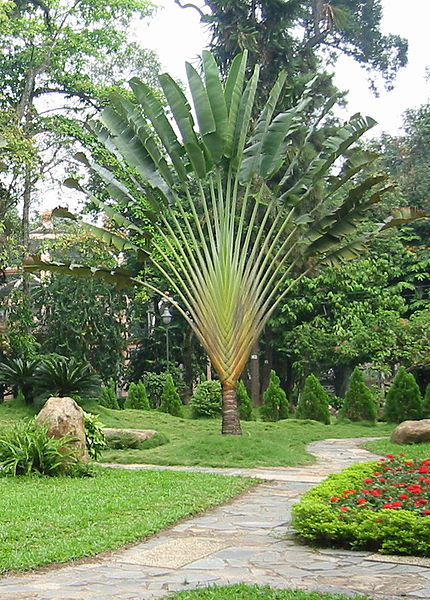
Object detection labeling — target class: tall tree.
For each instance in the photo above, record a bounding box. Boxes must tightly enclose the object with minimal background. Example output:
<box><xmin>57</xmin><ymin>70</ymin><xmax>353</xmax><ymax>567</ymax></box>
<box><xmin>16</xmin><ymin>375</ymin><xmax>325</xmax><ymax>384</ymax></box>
<box><xmin>25</xmin><ymin>51</ymin><xmax>423</xmax><ymax>434</ymax></box>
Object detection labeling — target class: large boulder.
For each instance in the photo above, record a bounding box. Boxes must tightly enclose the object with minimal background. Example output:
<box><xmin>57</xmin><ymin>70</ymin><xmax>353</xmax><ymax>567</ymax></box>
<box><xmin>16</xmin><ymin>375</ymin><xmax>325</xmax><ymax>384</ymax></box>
<box><xmin>391</xmin><ymin>419</ymin><xmax>430</xmax><ymax>444</ymax></box>
<box><xmin>103</xmin><ymin>428</ymin><xmax>156</xmax><ymax>442</ymax></box>
<box><xmin>36</xmin><ymin>397</ymin><xmax>89</xmax><ymax>461</ymax></box>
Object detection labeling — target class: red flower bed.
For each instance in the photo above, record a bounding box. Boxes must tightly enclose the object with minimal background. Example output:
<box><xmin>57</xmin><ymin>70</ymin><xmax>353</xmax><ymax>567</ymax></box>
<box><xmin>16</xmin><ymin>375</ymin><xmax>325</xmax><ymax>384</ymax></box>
<box><xmin>330</xmin><ymin>454</ymin><xmax>430</xmax><ymax>516</ymax></box>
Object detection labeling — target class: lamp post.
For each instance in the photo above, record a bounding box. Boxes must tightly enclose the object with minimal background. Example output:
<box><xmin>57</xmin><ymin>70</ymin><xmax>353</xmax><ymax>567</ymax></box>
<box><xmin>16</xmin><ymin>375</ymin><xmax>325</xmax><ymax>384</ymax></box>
<box><xmin>160</xmin><ymin>304</ymin><xmax>172</xmax><ymax>370</ymax></box>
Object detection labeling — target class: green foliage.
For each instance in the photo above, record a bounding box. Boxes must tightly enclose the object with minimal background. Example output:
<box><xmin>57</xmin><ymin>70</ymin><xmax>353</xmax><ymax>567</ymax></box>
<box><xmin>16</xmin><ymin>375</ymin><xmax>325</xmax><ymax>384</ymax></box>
<box><xmin>296</xmin><ymin>374</ymin><xmax>330</xmax><ymax>424</ymax></box>
<box><xmin>99</xmin><ymin>378</ymin><xmax>120</xmax><ymax>410</ymax></box>
<box><xmin>167</xmin><ymin>585</ymin><xmax>375</xmax><ymax>600</ymax></box>
<box><xmin>124</xmin><ymin>381</ymin><xmax>150</xmax><ymax>410</ymax></box>
<box><xmin>341</xmin><ymin>367</ymin><xmax>377</xmax><ymax>423</ymax></box>
<box><xmin>0</xmin><ymin>420</ymin><xmax>81</xmax><ymax>476</ymax></box>
<box><xmin>260</xmin><ymin>370</ymin><xmax>289</xmax><ymax>422</ymax></box>
<box><xmin>142</xmin><ymin>372</ymin><xmax>167</xmax><ymax>408</ymax></box>
<box><xmin>34</xmin><ymin>355</ymin><xmax>101</xmax><ymax>399</ymax></box>
<box><xmin>160</xmin><ymin>374</ymin><xmax>183</xmax><ymax>417</ymax></box>
<box><xmin>106</xmin><ymin>431</ymin><xmax>141</xmax><ymax>449</ymax></box>
<box><xmin>236</xmin><ymin>380</ymin><xmax>253</xmax><ymax>421</ymax></box>
<box><xmin>384</xmin><ymin>366</ymin><xmax>423</xmax><ymax>423</ymax></box>
<box><xmin>190</xmin><ymin>380</ymin><xmax>222</xmax><ymax>418</ymax></box>
<box><xmin>139</xmin><ymin>431</ymin><xmax>169</xmax><ymax>450</ymax></box>
<box><xmin>82</xmin><ymin>412</ymin><xmax>106</xmax><ymax>460</ymax></box>
<box><xmin>2</xmin><ymin>289</ymin><xmax>39</xmax><ymax>359</ymax></box>
<box><xmin>0</xmin><ymin>356</ymin><xmax>40</xmax><ymax>404</ymax></box>
<box><xmin>292</xmin><ymin>457</ymin><xmax>430</xmax><ymax>557</ymax></box>
<box><xmin>424</xmin><ymin>382</ymin><xmax>430</xmax><ymax>418</ymax></box>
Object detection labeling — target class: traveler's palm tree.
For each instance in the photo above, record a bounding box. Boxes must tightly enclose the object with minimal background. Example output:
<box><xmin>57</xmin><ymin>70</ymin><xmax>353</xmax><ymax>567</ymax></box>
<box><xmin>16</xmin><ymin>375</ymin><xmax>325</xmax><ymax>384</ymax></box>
<box><xmin>24</xmin><ymin>51</ymin><xmax>424</xmax><ymax>434</ymax></box>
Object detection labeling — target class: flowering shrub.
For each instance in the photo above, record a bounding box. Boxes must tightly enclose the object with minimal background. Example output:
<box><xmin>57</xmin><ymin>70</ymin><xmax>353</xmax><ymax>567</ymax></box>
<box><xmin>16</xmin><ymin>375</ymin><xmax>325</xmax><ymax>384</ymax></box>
<box><xmin>292</xmin><ymin>455</ymin><xmax>430</xmax><ymax>556</ymax></box>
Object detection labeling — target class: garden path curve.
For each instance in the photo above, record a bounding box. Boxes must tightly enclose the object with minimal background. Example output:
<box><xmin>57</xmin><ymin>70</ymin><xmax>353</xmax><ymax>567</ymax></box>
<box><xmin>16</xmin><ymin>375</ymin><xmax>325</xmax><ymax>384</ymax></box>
<box><xmin>3</xmin><ymin>439</ymin><xmax>430</xmax><ymax>600</ymax></box>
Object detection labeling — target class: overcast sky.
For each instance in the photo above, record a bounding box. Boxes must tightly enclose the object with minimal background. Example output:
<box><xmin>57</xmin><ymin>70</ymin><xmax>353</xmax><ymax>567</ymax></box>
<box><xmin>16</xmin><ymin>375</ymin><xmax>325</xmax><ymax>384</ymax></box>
<box><xmin>141</xmin><ymin>0</ymin><xmax>429</xmax><ymax>136</ymax></box>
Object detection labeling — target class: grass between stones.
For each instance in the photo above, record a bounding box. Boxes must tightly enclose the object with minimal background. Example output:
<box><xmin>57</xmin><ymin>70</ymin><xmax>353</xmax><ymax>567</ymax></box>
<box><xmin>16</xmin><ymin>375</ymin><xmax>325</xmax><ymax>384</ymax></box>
<box><xmin>364</xmin><ymin>438</ymin><xmax>430</xmax><ymax>460</ymax></box>
<box><xmin>168</xmin><ymin>584</ymin><xmax>375</xmax><ymax>600</ymax></box>
<box><xmin>0</xmin><ymin>468</ymin><xmax>254</xmax><ymax>573</ymax></box>
<box><xmin>0</xmin><ymin>400</ymin><xmax>393</xmax><ymax>468</ymax></box>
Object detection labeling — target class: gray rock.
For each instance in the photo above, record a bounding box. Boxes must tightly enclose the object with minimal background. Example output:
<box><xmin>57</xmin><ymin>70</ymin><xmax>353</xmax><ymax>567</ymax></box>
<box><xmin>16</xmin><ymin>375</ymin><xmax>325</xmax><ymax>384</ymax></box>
<box><xmin>36</xmin><ymin>396</ymin><xmax>88</xmax><ymax>460</ymax></box>
<box><xmin>103</xmin><ymin>428</ymin><xmax>156</xmax><ymax>442</ymax></box>
<box><xmin>391</xmin><ymin>419</ymin><xmax>430</xmax><ymax>444</ymax></box>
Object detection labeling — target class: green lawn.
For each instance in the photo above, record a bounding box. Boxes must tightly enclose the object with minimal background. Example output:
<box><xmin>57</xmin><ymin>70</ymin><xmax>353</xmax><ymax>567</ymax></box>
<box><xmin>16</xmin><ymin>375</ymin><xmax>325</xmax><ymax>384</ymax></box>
<box><xmin>0</xmin><ymin>400</ymin><xmax>393</xmax><ymax>468</ymax></box>
<box><xmin>364</xmin><ymin>437</ymin><xmax>430</xmax><ymax>460</ymax></box>
<box><xmin>169</xmin><ymin>584</ymin><xmax>376</xmax><ymax>600</ymax></box>
<box><xmin>0</xmin><ymin>467</ymin><xmax>253</xmax><ymax>573</ymax></box>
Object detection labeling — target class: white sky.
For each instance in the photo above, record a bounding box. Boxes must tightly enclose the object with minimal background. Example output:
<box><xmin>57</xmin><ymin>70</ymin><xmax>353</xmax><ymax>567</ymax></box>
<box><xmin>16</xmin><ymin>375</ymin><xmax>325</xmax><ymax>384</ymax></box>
<box><xmin>141</xmin><ymin>0</ymin><xmax>430</xmax><ymax>136</ymax></box>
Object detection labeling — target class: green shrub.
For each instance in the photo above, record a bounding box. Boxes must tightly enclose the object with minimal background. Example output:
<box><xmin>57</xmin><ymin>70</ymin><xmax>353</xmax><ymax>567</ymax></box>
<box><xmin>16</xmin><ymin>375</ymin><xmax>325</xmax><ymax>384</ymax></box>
<box><xmin>0</xmin><ymin>420</ymin><xmax>82</xmax><ymax>476</ymax></box>
<box><xmin>124</xmin><ymin>381</ymin><xmax>150</xmax><ymax>410</ymax></box>
<box><xmin>0</xmin><ymin>357</ymin><xmax>40</xmax><ymax>404</ymax></box>
<box><xmin>99</xmin><ymin>378</ymin><xmax>120</xmax><ymax>410</ymax></box>
<box><xmin>190</xmin><ymin>380</ymin><xmax>222</xmax><ymax>418</ymax></box>
<box><xmin>83</xmin><ymin>412</ymin><xmax>106</xmax><ymax>460</ymax></box>
<box><xmin>260</xmin><ymin>370</ymin><xmax>289</xmax><ymax>422</ymax></box>
<box><xmin>341</xmin><ymin>367</ymin><xmax>376</xmax><ymax>423</ymax></box>
<box><xmin>105</xmin><ymin>431</ymin><xmax>141</xmax><ymax>449</ymax></box>
<box><xmin>424</xmin><ymin>382</ymin><xmax>430</xmax><ymax>417</ymax></box>
<box><xmin>296</xmin><ymin>374</ymin><xmax>330</xmax><ymax>424</ymax></box>
<box><xmin>139</xmin><ymin>432</ymin><xmax>170</xmax><ymax>449</ymax></box>
<box><xmin>384</xmin><ymin>367</ymin><xmax>423</xmax><ymax>423</ymax></box>
<box><xmin>142</xmin><ymin>372</ymin><xmax>167</xmax><ymax>408</ymax></box>
<box><xmin>236</xmin><ymin>380</ymin><xmax>253</xmax><ymax>421</ymax></box>
<box><xmin>160</xmin><ymin>373</ymin><xmax>183</xmax><ymax>417</ymax></box>
<box><xmin>292</xmin><ymin>455</ymin><xmax>430</xmax><ymax>557</ymax></box>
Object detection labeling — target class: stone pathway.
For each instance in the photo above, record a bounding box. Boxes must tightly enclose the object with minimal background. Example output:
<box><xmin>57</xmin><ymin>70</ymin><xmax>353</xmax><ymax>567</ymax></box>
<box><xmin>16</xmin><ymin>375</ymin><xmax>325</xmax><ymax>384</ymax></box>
<box><xmin>3</xmin><ymin>438</ymin><xmax>430</xmax><ymax>600</ymax></box>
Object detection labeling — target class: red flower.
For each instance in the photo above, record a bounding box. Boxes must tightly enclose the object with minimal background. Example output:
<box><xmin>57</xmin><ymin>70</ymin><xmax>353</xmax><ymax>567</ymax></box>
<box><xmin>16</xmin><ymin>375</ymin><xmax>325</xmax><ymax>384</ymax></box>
<box><xmin>364</xmin><ymin>478</ymin><xmax>373</xmax><ymax>484</ymax></box>
<box><xmin>330</xmin><ymin>497</ymin><xmax>339</xmax><ymax>502</ymax></box>
<box><xmin>386</xmin><ymin>454</ymin><xmax>395</xmax><ymax>459</ymax></box>
<box><xmin>391</xmin><ymin>501</ymin><xmax>402</xmax><ymax>508</ymax></box>
<box><xmin>378</xmin><ymin>478</ymin><xmax>386</xmax><ymax>482</ymax></box>
<box><xmin>373</xmin><ymin>472</ymin><xmax>381</xmax><ymax>476</ymax></box>
<box><xmin>382</xmin><ymin>503</ymin><xmax>393</xmax><ymax>509</ymax></box>
<box><xmin>423</xmin><ymin>510</ymin><xmax>430</xmax><ymax>515</ymax></box>
<box><xmin>406</xmin><ymin>461</ymin><xmax>414</xmax><ymax>466</ymax></box>
<box><xmin>357</xmin><ymin>498</ymin><xmax>366</xmax><ymax>505</ymax></box>
<box><xmin>419</xmin><ymin>466</ymin><xmax>430</xmax><ymax>474</ymax></box>
<box><xmin>399</xmin><ymin>494</ymin><xmax>408</xmax><ymax>500</ymax></box>
<box><xmin>399</xmin><ymin>453</ymin><xmax>405</xmax><ymax>457</ymax></box>
<box><xmin>340</xmin><ymin>506</ymin><xmax>349</xmax><ymax>511</ymax></box>
<box><xmin>370</xmin><ymin>490</ymin><xmax>382</xmax><ymax>497</ymax></box>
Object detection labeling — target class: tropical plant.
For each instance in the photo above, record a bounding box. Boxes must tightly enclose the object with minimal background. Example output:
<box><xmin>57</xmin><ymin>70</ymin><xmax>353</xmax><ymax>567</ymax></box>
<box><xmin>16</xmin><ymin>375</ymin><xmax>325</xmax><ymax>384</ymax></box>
<box><xmin>160</xmin><ymin>374</ymin><xmax>182</xmax><ymax>417</ymax></box>
<box><xmin>124</xmin><ymin>381</ymin><xmax>150</xmax><ymax>410</ymax></box>
<box><xmin>34</xmin><ymin>356</ymin><xmax>101</xmax><ymax>399</ymax></box>
<box><xmin>236</xmin><ymin>380</ymin><xmax>253</xmax><ymax>421</ymax></box>
<box><xmin>190</xmin><ymin>380</ymin><xmax>222</xmax><ymax>418</ymax></box>
<box><xmin>261</xmin><ymin>370</ymin><xmax>289</xmax><ymax>422</ymax></box>
<box><xmin>82</xmin><ymin>412</ymin><xmax>106</xmax><ymax>460</ymax></box>
<box><xmin>0</xmin><ymin>356</ymin><xmax>40</xmax><ymax>404</ymax></box>
<box><xmin>24</xmin><ymin>51</ymin><xmax>424</xmax><ymax>434</ymax></box>
<box><xmin>99</xmin><ymin>378</ymin><xmax>120</xmax><ymax>410</ymax></box>
<box><xmin>0</xmin><ymin>419</ymin><xmax>81</xmax><ymax>476</ymax></box>
<box><xmin>341</xmin><ymin>367</ymin><xmax>376</xmax><ymax>423</ymax></box>
<box><xmin>296</xmin><ymin>374</ymin><xmax>330</xmax><ymax>424</ymax></box>
<box><xmin>384</xmin><ymin>366</ymin><xmax>423</xmax><ymax>423</ymax></box>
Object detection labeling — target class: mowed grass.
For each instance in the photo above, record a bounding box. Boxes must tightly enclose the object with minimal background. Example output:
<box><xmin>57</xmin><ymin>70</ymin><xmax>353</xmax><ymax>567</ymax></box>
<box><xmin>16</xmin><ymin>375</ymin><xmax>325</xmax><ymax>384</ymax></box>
<box><xmin>0</xmin><ymin>467</ymin><xmax>254</xmax><ymax>573</ymax></box>
<box><xmin>169</xmin><ymin>584</ymin><xmax>376</xmax><ymax>600</ymax></box>
<box><xmin>364</xmin><ymin>437</ymin><xmax>430</xmax><ymax>461</ymax></box>
<box><xmin>0</xmin><ymin>400</ymin><xmax>392</xmax><ymax>468</ymax></box>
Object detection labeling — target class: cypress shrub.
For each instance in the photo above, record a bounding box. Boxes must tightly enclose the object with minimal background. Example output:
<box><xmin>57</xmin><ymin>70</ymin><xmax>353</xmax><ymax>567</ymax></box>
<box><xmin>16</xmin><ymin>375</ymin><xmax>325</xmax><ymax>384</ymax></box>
<box><xmin>159</xmin><ymin>373</ymin><xmax>183</xmax><ymax>417</ymax></box>
<box><xmin>384</xmin><ymin>366</ymin><xmax>423</xmax><ymax>423</ymax></box>
<box><xmin>142</xmin><ymin>372</ymin><xmax>167</xmax><ymax>408</ymax></box>
<box><xmin>99</xmin><ymin>378</ymin><xmax>120</xmax><ymax>410</ymax></box>
<box><xmin>342</xmin><ymin>367</ymin><xmax>376</xmax><ymax>423</ymax></box>
<box><xmin>296</xmin><ymin>374</ymin><xmax>331</xmax><ymax>424</ymax></box>
<box><xmin>124</xmin><ymin>381</ymin><xmax>150</xmax><ymax>410</ymax></box>
<box><xmin>260</xmin><ymin>370</ymin><xmax>289</xmax><ymax>422</ymax></box>
<box><xmin>423</xmin><ymin>382</ymin><xmax>430</xmax><ymax>417</ymax></box>
<box><xmin>190</xmin><ymin>380</ymin><xmax>221</xmax><ymax>418</ymax></box>
<box><xmin>236</xmin><ymin>380</ymin><xmax>253</xmax><ymax>421</ymax></box>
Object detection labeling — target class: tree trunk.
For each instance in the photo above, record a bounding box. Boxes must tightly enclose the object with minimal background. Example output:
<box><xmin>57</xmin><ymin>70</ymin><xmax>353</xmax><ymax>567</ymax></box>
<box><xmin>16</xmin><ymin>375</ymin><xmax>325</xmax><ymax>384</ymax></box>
<box><xmin>221</xmin><ymin>382</ymin><xmax>242</xmax><ymax>435</ymax></box>
<box><xmin>250</xmin><ymin>339</ymin><xmax>261</xmax><ymax>407</ymax></box>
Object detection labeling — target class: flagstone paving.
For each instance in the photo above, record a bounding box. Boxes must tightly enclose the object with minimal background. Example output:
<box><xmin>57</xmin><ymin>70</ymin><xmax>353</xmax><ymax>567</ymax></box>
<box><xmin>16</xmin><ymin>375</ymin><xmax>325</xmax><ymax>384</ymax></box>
<box><xmin>3</xmin><ymin>438</ymin><xmax>430</xmax><ymax>600</ymax></box>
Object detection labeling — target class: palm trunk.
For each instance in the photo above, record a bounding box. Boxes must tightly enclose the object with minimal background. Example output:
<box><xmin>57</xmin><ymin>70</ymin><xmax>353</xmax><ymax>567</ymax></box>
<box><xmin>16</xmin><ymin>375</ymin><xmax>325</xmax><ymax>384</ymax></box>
<box><xmin>221</xmin><ymin>382</ymin><xmax>242</xmax><ymax>435</ymax></box>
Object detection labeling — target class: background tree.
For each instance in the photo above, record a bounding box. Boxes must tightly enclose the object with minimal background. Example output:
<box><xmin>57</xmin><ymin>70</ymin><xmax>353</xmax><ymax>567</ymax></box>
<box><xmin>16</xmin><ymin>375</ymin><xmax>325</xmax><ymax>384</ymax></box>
<box><xmin>341</xmin><ymin>366</ymin><xmax>376</xmax><ymax>423</ymax></box>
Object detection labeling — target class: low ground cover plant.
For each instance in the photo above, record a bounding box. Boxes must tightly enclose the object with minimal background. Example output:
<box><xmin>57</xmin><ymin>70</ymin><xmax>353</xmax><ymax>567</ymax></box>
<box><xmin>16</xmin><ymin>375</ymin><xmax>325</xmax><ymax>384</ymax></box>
<box><xmin>293</xmin><ymin>454</ymin><xmax>430</xmax><ymax>556</ymax></box>
<box><xmin>168</xmin><ymin>584</ymin><xmax>375</xmax><ymax>600</ymax></box>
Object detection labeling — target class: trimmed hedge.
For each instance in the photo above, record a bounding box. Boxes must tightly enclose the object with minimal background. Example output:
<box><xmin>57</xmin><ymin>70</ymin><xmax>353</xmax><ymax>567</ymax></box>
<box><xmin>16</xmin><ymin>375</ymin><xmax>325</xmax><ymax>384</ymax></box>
<box><xmin>292</xmin><ymin>461</ymin><xmax>430</xmax><ymax>556</ymax></box>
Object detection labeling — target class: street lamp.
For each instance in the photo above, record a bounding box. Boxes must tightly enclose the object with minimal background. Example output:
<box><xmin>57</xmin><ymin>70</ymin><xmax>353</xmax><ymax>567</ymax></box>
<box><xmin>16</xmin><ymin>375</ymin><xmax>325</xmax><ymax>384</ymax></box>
<box><xmin>160</xmin><ymin>304</ymin><xmax>172</xmax><ymax>370</ymax></box>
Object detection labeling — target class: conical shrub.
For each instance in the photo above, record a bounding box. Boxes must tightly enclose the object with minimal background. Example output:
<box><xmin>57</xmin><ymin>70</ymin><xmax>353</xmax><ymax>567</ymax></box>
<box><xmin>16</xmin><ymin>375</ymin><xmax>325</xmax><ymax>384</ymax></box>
<box><xmin>124</xmin><ymin>381</ymin><xmax>150</xmax><ymax>410</ymax></box>
<box><xmin>296</xmin><ymin>374</ymin><xmax>331</xmax><ymax>424</ymax></box>
<box><xmin>423</xmin><ymin>382</ymin><xmax>430</xmax><ymax>417</ymax></box>
<box><xmin>260</xmin><ymin>370</ymin><xmax>289</xmax><ymax>422</ymax></box>
<box><xmin>99</xmin><ymin>378</ymin><xmax>120</xmax><ymax>410</ymax></box>
<box><xmin>236</xmin><ymin>380</ymin><xmax>253</xmax><ymax>421</ymax></box>
<box><xmin>342</xmin><ymin>367</ymin><xmax>376</xmax><ymax>423</ymax></box>
<box><xmin>384</xmin><ymin>366</ymin><xmax>423</xmax><ymax>423</ymax></box>
<box><xmin>160</xmin><ymin>373</ymin><xmax>183</xmax><ymax>417</ymax></box>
